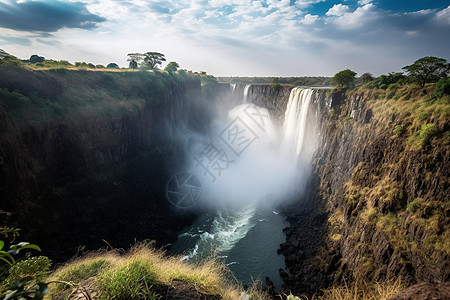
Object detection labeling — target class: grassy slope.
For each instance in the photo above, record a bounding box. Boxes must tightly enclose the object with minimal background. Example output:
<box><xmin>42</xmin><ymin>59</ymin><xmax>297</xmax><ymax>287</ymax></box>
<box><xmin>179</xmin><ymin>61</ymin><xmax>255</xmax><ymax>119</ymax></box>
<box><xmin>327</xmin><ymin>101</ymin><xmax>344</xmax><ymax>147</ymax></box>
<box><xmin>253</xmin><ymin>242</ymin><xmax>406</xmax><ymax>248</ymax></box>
<box><xmin>45</xmin><ymin>243</ymin><xmax>271</xmax><ymax>300</ymax></box>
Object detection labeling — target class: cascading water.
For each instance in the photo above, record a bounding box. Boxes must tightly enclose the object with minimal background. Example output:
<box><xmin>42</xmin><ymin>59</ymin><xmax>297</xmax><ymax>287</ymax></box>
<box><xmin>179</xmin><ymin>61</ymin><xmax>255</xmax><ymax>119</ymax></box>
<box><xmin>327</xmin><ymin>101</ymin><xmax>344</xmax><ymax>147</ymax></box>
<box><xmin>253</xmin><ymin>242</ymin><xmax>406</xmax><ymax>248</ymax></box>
<box><xmin>283</xmin><ymin>87</ymin><xmax>314</xmax><ymax>158</ymax></box>
<box><xmin>243</xmin><ymin>84</ymin><xmax>251</xmax><ymax>103</ymax></box>
<box><xmin>171</xmin><ymin>87</ymin><xmax>318</xmax><ymax>289</ymax></box>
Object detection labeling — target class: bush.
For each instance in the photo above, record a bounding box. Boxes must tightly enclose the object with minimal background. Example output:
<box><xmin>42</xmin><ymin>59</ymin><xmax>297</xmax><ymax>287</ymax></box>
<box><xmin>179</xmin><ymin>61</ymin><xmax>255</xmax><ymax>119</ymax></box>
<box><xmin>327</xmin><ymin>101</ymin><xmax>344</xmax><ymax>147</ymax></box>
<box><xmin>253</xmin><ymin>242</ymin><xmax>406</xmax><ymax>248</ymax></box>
<box><xmin>407</xmin><ymin>199</ymin><xmax>421</xmax><ymax>213</ymax></box>
<box><xmin>393</xmin><ymin>125</ymin><xmax>405</xmax><ymax>137</ymax></box>
<box><xmin>432</xmin><ymin>78</ymin><xmax>450</xmax><ymax>99</ymax></box>
<box><xmin>271</xmin><ymin>82</ymin><xmax>281</xmax><ymax>91</ymax></box>
<box><xmin>6</xmin><ymin>256</ymin><xmax>51</xmax><ymax>283</ymax></box>
<box><xmin>419</xmin><ymin>123</ymin><xmax>439</xmax><ymax>143</ymax></box>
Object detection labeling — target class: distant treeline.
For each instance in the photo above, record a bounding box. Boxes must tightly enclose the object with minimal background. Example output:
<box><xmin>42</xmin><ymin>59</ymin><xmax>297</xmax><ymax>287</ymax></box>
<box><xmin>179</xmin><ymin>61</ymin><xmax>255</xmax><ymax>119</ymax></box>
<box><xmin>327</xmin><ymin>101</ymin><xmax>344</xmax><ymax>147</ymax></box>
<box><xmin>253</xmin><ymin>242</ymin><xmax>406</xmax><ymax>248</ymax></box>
<box><xmin>217</xmin><ymin>76</ymin><xmax>332</xmax><ymax>86</ymax></box>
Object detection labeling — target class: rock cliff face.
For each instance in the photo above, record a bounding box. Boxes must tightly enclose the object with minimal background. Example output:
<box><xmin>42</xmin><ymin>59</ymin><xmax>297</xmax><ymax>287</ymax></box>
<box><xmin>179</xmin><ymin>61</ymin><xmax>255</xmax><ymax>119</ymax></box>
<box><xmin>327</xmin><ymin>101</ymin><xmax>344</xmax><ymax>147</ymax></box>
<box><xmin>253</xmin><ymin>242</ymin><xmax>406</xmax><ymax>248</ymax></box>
<box><xmin>247</xmin><ymin>84</ymin><xmax>449</xmax><ymax>294</ymax></box>
<box><xmin>0</xmin><ymin>67</ymin><xmax>210</xmax><ymax>261</ymax></box>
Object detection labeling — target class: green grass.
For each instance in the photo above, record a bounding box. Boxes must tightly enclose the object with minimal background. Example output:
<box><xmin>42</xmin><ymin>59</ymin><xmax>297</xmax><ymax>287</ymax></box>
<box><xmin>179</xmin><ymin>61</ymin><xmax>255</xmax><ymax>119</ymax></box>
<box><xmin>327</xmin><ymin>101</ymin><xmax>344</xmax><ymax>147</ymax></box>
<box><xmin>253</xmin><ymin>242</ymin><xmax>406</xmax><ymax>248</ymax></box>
<box><xmin>97</xmin><ymin>260</ymin><xmax>159</xmax><ymax>300</ymax></box>
<box><xmin>45</xmin><ymin>244</ymin><xmax>265</xmax><ymax>300</ymax></box>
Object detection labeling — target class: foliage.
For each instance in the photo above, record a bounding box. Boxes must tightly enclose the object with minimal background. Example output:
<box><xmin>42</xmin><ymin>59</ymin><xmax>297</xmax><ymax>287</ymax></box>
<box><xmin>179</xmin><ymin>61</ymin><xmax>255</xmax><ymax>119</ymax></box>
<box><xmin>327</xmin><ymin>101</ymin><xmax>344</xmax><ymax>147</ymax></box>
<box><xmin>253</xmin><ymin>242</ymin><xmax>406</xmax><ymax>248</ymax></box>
<box><xmin>407</xmin><ymin>199</ymin><xmax>421</xmax><ymax>213</ymax></box>
<box><xmin>164</xmin><ymin>61</ymin><xmax>179</xmax><ymax>74</ymax></box>
<box><xmin>393</xmin><ymin>125</ymin><xmax>405</xmax><ymax>137</ymax></box>
<box><xmin>418</xmin><ymin>123</ymin><xmax>439</xmax><ymax>143</ymax></box>
<box><xmin>432</xmin><ymin>77</ymin><xmax>450</xmax><ymax>99</ymax></box>
<box><xmin>364</xmin><ymin>72</ymin><xmax>407</xmax><ymax>89</ymax></box>
<box><xmin>129</xmin><ymin>59</ymin><xmax>138</xmax><ymax>70</ymax></box>
<box><xmin>217</xmin><ymin>76</ymin><xmax>331</xmax><ymax>86</ymax></box>
<box><xmin>75</xmin><ymin>62</ymin><xmax>96</xmax><ymax>69</ymax></box>
<box><xmin>142</xmin><ymin>52</ymin><xmax>166</xmax><ymax>70</ymax></box>
<box><xmin>271</xmin><ymin>82</ymin><xmax>281</xmax><ymax>91</ymax></box>
<box><xmin>106</xmin><ymin>63</ymin><xmax>119</xmax><ymax>68</ymax></box>
<box><xmin>332</xmin><ymin>69</ymin><xmax>357</xmax><ymax>88</ymax></box>
<box><xmin>29</xmin><ymin>55</ymin><xmax>45</xmax><ymax>64</ymax></box>
<box><xmin>360</xmin><ymin>72</ymin><xmax>374</xmax><ymax>84</ymax></box>
<box><xmin>0</xmin><ymin>235</ymin><xmax>49</xmax><ymax>300</ymax></box>
<box><xmin>402</xmin><ymin>56</ymin><xmax>449</xmax><ymax>88</ymax></box>
<box><xmin>6</xmin><ymin>256</ymin><xmax>51</xmax><ymax>283</ymax></box>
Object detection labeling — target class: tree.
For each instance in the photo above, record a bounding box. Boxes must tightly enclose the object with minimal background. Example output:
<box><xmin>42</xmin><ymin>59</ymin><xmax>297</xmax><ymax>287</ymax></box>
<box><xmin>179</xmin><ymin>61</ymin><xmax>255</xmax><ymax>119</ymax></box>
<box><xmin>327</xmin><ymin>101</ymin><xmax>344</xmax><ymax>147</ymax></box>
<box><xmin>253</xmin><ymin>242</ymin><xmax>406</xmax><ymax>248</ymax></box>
<box><xmin>127</xmin><ymin>53</ymin><xmax>143</xmax><ymax>70</ymax></box>
<box><xmin>402</xmin><ymin>56</ymin><xmax>449</xmax><ymax>88</ymax></box>
<box><xmin>332</xmin><ymin>69</ymin><xmax>357</xmax><ymax>88</ymax></box>
<box><xmin>361</xmin><ymin>72</ymin><xmax>374</xmax><ymax>84</ymax></box>
<box><xmin>29</xmin><ymin>54</ymin><xmax>45</xmax><ymax>64</ymax></box>
<box><xmin>164</xmin><ymin>61</ymin><xmax>179</xmax><ymax>74</ymax></box>
<box><xmin>128</xmin><ymin>59</ymin><xmax>138</xmax><ymax>70</ymax></box>
<box><xmin>141</xmin><ymin>52</ymin><xmax>166</xmax><ymax>70</ymax></box>
<box><xmin>106</xmin><ymin>63</ymin><xmax>119</xmax><ymax>69</ymax></box>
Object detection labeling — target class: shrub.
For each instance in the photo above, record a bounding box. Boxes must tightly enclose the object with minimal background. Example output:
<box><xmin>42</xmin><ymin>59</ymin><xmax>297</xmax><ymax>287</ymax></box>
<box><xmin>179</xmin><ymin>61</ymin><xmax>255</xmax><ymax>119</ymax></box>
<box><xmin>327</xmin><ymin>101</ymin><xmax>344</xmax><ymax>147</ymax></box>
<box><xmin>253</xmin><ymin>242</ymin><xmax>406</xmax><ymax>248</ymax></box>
<box><xmin>419</xmin><ymin>123</ymin><xmax>439</xmax><ymax>143</ymax></box>
<box><xmin>418</xmin><ymin>112</ymin><xmax>431</xmax><ymax>121</ymax></box>
<box><xmin>393</xmin><ymin>125</ymin><xmax>405</xmax><ymax>137</ymax></box>
<box><xmin>432</xmin><ymin>78</ymin><xmax>450</xmax><ymax>99</ymax></box>
<box><xmin>6</xmin><ymin>256</ymin><xmax>51</xmax><ymax>283</ymax></box>
<box><xmin>271</xmin><ymin>82</ymin><xmax>281</xmax><ymax>91</ymax></box>
<box><xmin>407</xmin><ymin>199</ymin><xmax>421</xmax><ymax>213</ymax></box>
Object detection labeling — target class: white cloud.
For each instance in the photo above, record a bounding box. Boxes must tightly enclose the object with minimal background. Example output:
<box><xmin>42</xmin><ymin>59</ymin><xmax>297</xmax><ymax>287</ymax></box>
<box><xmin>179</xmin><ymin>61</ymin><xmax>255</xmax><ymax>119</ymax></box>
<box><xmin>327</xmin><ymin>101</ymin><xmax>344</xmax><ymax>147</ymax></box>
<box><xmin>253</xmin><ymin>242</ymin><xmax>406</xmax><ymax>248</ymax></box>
<box><xmin>358</xmin><ymin>0</ymin><xmax>372</xmax><ymax>5</ymax></box>
<box><xmin>301</xmin><ymin>14</ymin><xmax>319</xmax><ymax>24</ymax></box>
<box><xmin>330</xmin><ymin>4</ymin><xmax>377</xmax><ymax>27</ymax></box>
<box><xmin>326</xmin><ymin>4</ymin><xmax>350</xmax><ymax>16</ymax></box>
<box><xmin>435</xmin><ymin>5</ymin><xmax>450</xmax><ymax>24</ymax></box>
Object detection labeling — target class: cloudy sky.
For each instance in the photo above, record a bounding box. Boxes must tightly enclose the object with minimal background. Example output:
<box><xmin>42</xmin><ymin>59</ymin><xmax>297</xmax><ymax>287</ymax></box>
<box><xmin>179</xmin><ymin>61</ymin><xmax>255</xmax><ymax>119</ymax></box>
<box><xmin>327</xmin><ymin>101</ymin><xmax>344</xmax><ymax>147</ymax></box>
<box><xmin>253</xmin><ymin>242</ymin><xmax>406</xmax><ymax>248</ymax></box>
<box><xmin>0</xmin><ymin>0</ymin><xmax>449</xmax><ymax>76</ymax></box>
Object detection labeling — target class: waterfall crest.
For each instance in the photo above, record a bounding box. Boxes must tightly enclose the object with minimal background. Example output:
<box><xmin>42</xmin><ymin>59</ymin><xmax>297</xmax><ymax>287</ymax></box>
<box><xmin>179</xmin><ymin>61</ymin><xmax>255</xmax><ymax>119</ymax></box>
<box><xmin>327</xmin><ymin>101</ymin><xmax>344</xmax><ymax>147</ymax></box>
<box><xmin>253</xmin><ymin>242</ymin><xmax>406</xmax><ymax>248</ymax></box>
<box><xmin>282</xmin><ymin>87</ymin><xmax>314</xmax><ymax>158</ymax></box>
<box><xmin>243</xmin><ymin>84</ymin><xmax>251</xmax><ymax>103</ymax></box>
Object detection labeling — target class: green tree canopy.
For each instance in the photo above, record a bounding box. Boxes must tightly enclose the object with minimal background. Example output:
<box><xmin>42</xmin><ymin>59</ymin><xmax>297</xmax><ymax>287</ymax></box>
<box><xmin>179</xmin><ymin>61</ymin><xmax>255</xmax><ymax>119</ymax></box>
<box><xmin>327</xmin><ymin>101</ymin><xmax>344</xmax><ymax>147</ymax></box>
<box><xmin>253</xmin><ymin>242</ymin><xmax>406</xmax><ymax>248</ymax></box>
<box><xmin>127</xmin><ymin>53</ymin><xmax>143</xmax><ymax>70</ymax></box>
<box><xmin>402</xmin><ymin>56</ymin><xmax>449</xmax><ymax>88</ymax></box>
<box><xmin>29</xmin><ymin>54</ymin><xmax>45</xmax><ymax>64</ymax></box>
<box><xmin>106</xmin><ymin>63</ymin><xmax>119</xmax><ymax>69</ymax></box>
<box><xmin>332</xmin><ymin>69</ymin><xmax>357</xmax><ymax>88</ymax></box>
<box><xmin>142</xmin><ymin>52</ymin><xmax>166</xmax><ymax>70</ymax></box>
<box><xmin>128</xmin><ymin>59</ymin><xmax>138</xmax><ymax>70</ymax></box>
<box><xmin>164</xmin><ymin>61</ymin><xmax>179</xmax><ymax>74</ymax></box>
<box><xmin>361</xmin><ymin>72</ymin><xmax>374</xmax><ymax>84</ymax></box>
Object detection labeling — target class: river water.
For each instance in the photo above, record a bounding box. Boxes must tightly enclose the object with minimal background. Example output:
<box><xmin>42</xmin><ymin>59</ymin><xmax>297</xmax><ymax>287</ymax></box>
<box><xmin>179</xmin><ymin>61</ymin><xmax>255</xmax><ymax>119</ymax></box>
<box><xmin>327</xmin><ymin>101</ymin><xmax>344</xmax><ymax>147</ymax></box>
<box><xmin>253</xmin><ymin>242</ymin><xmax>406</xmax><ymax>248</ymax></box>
<box><xmin>170</xmin><ymin>206</ymin><xmax>288</xmax><ymax>289</ymax></box>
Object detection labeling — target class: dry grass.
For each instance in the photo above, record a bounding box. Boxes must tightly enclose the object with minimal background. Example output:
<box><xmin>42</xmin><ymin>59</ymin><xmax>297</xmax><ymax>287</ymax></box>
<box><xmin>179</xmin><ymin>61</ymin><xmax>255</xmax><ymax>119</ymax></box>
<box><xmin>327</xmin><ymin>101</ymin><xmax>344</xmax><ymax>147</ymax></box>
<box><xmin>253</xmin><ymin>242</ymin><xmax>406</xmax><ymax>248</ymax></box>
<box><xmin>45</xmin><ymin>242</ymin><xmax>271</xmax><ymax>300</ymax></box>
<box><xmin>311</xmin><ymin>278</ymin><xmax>404</xmax><ymax>300</ymax></box>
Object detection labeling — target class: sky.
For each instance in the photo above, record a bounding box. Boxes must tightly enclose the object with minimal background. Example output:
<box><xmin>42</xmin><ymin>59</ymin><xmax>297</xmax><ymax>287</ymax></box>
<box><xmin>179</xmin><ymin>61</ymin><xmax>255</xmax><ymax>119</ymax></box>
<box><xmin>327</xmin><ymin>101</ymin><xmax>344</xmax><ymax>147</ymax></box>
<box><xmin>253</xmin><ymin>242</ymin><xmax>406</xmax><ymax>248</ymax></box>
<box><xmin>0</xmin><ymin>0</ymin><xmax>449</xmax><ymax>76</ymax></box>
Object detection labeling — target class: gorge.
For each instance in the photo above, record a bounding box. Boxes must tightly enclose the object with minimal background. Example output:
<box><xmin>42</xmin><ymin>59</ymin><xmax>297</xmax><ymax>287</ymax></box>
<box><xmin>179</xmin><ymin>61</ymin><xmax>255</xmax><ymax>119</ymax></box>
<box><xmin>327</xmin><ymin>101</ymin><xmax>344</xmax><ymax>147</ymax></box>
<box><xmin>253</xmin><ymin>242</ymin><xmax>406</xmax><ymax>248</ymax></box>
<box><xmin>0</xmin><ymin>66</ymin><xmax>449</xmax><ymax>298</ymax></box>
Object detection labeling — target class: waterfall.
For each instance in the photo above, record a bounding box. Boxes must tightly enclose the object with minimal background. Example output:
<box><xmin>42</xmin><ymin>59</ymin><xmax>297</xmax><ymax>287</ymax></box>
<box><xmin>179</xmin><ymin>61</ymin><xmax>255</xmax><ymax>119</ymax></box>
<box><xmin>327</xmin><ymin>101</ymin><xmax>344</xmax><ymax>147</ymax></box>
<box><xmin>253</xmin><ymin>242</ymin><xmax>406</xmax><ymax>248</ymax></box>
<box><xmin>282</xmin><ymin>87</ymin><xmax>314</xmax><ymax>158</ymax></box>
<box><xmin>230</xmin><ymin>83</ymin><xmax>237</xmax><ymax>94</ymax></box>
<box><xmin>243</xmin><ymin>84</ymin><xmax>251</xmax><ymax>103</ymax></box>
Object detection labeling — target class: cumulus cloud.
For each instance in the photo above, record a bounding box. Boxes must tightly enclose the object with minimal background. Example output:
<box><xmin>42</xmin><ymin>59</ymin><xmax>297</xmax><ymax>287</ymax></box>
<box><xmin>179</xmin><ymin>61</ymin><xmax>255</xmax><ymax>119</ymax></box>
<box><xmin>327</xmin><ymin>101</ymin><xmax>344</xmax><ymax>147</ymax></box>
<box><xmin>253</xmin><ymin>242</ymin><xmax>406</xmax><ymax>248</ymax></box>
<box><xmin>358</xmin><ymin>0</ymin><xmax>372</xmax><ymax>5</ymax></box>
<box><xmin>326</xmin><ymin>4</ymin><xmax>350</xmax><ymax>16</ymax></box>
<box><xmin>0</xmin><ymin>0</ymin><xmax>105</xmax><ymax>32</ymax></box>
<box><xmin>301</xmin><ymin>14</ymin><xmax>319</xmax><ymax>24</ymax></box>
<box><xmin>330</xmin><ymin>4</ymin><xmax>377</xmax><ymax>27</ymax></box>
<box><xmin>1</xmin><ymin>0</ymin><xmax>449</xmax><ymax>77</ymax></box>
<box><xmin>435</xmin><ymin>5</ymin><xmax>450</xmax><ymax>24</ymax></box>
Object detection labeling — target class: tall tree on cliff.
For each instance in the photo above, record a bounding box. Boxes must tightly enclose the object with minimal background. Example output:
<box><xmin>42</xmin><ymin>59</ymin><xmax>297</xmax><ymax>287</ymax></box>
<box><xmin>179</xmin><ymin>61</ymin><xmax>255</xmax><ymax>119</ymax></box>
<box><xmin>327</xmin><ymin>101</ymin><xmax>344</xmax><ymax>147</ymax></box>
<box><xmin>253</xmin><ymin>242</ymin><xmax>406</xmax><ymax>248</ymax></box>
<box><xmin>127</xmin><ymin>53</ymin><xmax>143</xmax><ymax>71</ymax></box>
<box><xmin>332</xmin><ymin>69</ymin><xmax>357</xmax><ymax>88</ymax></box>
<box><xmin>142</xmin><ymin>52</ymin><xmax>166</xmax><ymax>70</ymax></box>
<box><xmin>402</xmin><ymin>56</ymin><xmax>449</xmax><ymax>88</ymax></box>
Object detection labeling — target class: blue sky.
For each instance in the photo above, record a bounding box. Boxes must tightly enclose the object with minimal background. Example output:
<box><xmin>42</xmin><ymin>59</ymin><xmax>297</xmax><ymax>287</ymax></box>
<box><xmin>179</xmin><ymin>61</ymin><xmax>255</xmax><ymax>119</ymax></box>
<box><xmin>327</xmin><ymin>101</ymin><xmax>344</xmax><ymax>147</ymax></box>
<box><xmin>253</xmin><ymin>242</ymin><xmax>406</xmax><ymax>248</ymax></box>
<box><xmin>0</xmin><ymin>0</ymin><xmax>449</xmax><ymax>76</ymax></box>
